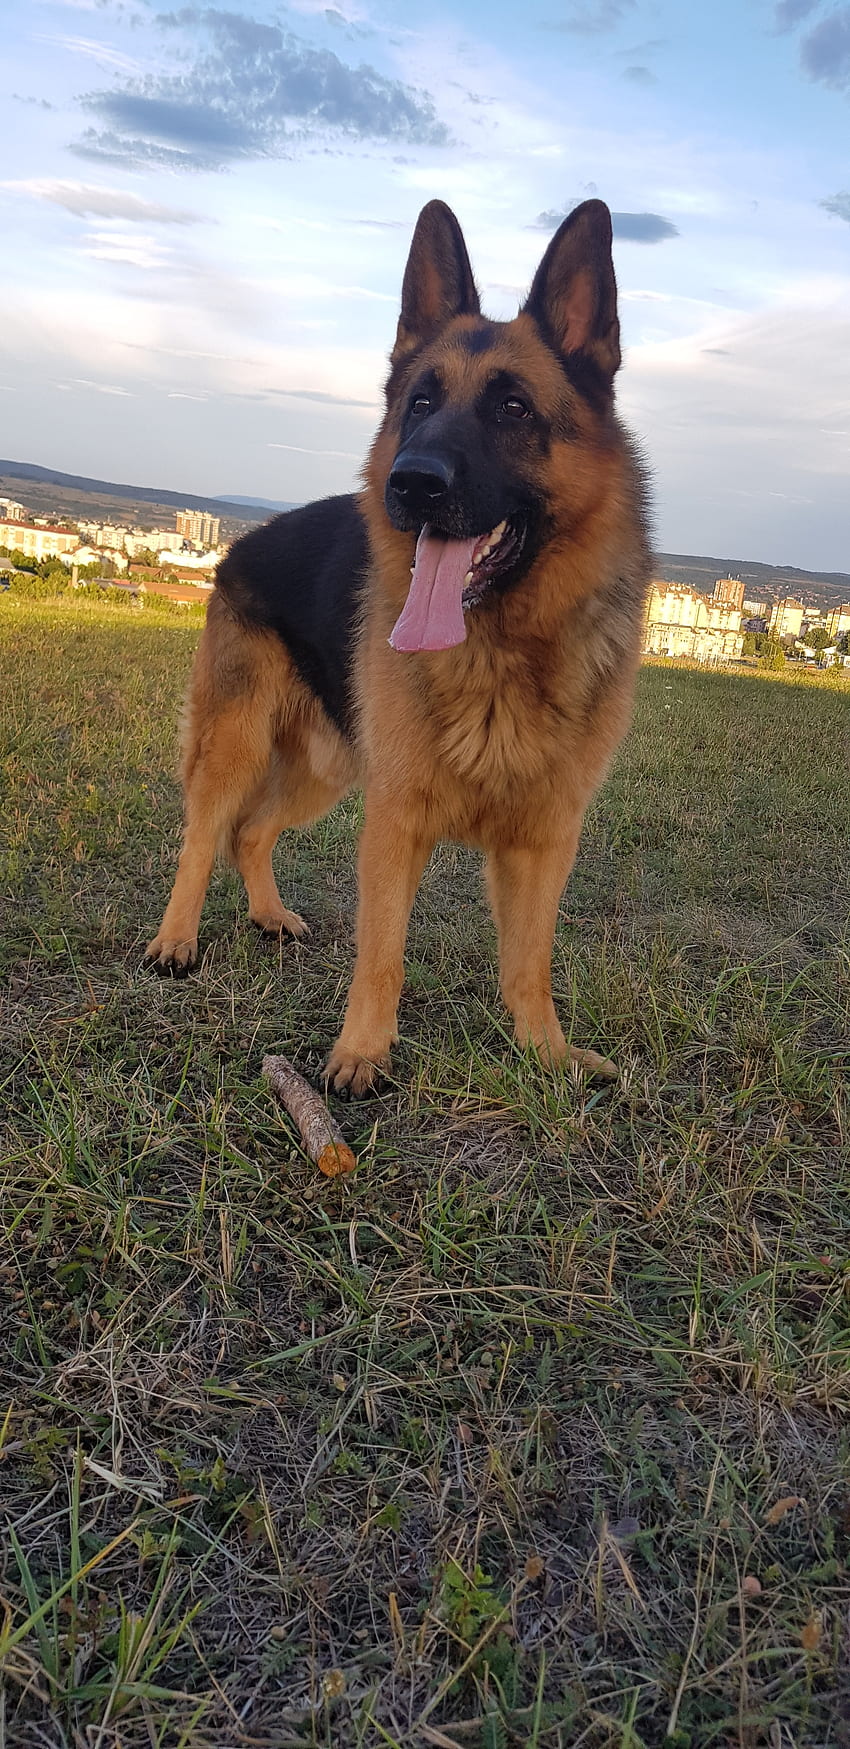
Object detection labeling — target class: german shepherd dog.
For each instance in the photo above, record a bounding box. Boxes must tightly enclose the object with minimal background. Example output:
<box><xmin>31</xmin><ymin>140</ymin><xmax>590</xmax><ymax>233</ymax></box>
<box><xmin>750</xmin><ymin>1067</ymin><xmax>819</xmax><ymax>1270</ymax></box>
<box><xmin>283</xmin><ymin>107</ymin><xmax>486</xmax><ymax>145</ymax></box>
<box><xmin>146</xmin><ymin>199</ymin><xmax>651</xmax><ymax>1094</ymax></box>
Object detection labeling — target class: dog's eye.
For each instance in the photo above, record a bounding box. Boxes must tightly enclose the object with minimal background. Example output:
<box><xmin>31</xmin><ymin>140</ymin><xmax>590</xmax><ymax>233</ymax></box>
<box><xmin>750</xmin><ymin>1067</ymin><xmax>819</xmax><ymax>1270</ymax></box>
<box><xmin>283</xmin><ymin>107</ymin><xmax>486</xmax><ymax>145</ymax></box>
<box><xmin>410</xmin><ymin>396</ymin><xmax>431</xmax><ymax>417</ymax></box>
<box><xmin>501</xmin><ymin>397</ymin><xmax>531</xmax><ymax>420</ymax></box>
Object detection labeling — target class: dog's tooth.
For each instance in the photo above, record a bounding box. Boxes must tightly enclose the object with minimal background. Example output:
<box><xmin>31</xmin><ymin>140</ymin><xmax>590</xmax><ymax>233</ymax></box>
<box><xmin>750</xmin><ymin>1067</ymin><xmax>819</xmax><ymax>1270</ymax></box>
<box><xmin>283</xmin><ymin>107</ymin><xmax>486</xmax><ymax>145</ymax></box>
<box><xmin>464</xmin><ymin>570</ymin><xmax>473</xmax><ymax>584</ymax></box>
<box><xmin>491</xmin><ymin>520</ymin><xmax>507</xmax><ymax>541</ymax></box>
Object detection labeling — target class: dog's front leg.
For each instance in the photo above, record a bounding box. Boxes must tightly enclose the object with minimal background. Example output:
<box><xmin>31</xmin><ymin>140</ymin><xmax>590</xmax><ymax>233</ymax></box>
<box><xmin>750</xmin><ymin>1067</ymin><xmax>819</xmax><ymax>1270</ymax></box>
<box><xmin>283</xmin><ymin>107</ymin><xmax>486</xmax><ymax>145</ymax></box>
<box><xmin>325</xmin><ymin>798</ymin><xmax>431</xmax><ymax>1096</ymax></box>
<box><xmin>486</xmin><ymin>836</ymin><xmax>616</xmax><ymax>1079</ymax></box>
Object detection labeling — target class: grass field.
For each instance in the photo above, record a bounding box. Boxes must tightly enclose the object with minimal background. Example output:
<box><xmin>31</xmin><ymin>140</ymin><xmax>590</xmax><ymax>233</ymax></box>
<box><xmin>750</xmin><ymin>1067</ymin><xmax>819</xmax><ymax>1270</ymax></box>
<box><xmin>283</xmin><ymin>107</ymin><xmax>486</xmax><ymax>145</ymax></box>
<box><xmin>1</xmin><ymin>595</ymin><xmax>848</xmax><ymax>1749</ymax></box>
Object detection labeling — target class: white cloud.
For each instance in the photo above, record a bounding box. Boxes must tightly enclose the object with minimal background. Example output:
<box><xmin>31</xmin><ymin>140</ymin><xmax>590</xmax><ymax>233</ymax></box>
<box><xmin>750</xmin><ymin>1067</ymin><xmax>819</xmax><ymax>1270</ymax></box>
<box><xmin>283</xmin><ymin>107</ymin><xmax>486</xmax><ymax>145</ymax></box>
<box><xmin>620</xmin><ymin>282</ymin><xmax>850</xmax><ymax>561</ymax></box>
<box><xmin>268</xmin><ymin>442</ymin><xmax>364</xmax><ymax>458</ymax></box>
<box><xmin>287</xmin><ymin>0</ymin><xmax>372</xmax><ymax>20</ymax></box>
<box><xmin>41</xmin><ymin>34</ymin><xmax>142</xmax><ymax>76</ymax></box>
<box><xmin>82</xmin><ymin>230</ymin><xmax>172</xmax><ymax>269</ymax></box>
<box><xmin>3</xmin><ymin>0</ymin><xmax>848</xmax><ymax>565</ymax></box>
<box><xmin>0</xmin><ymin>279</ymin><xmax>386</xmax><ymax>407</ymax></box>
<box><xmin>71</xmin><ymin>378</ymin><xmax>134</xmax><ymax>396</ymax></box>
<box><xmin>252</xmin><ymin>273</ymin><xmax>395</xmax><ymax>303</ymax></box>
<box><xmin>1</xmin><ymin>179</ymin><xmax>205</xmax><ymax>225</ymax></box>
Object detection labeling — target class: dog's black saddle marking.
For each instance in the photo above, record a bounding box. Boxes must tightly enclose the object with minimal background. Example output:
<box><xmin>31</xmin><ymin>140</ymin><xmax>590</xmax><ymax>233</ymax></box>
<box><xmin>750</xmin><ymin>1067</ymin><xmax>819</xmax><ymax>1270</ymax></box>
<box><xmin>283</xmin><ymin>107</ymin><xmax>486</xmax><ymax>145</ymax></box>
<box><xmin>215</xmin><ymin>494</ymin><xmax>368</xmax><ymax>737</ymax></box>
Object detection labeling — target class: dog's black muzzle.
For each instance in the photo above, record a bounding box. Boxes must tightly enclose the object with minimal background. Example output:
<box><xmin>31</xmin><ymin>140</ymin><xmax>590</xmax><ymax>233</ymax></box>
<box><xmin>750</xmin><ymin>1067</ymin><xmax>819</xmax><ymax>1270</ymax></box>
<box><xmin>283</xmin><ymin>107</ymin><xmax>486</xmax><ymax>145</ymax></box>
<box><xmin>387</xmin><ymin>453</ymin><xmax>455</xmax><ymax>520</ymax></box>
<box><xmin>385</xmin><ymin>440</ymin><xmax>511</xmax><ymax>541</ymax></box>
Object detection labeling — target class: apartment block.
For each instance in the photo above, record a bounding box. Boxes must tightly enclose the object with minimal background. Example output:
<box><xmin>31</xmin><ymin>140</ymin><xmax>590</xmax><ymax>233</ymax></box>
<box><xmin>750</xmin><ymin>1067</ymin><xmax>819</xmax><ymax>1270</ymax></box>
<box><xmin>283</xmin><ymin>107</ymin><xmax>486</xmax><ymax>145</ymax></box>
<box><xmin>825</xmin><ymin>602</ymin><xmax>850</xmax><ymax>640</ymax></box>
<box><xmin>0</xmin><ymin>522</ymin><xmax>78</xmax><ymax>559</ymax></box>
<box><xmin>644</xmin><ymin>582</ymin><xmax>743</xmax><ymax>663</ymax></box>
<box><xmin>176</xmin><ymin>509</ymin><xmax>221</xmax><ymax>546</ymax></box>
<box><xmin>769</xmin><ymin>598</ymin><xmax>806</xmax><ymax>639</ymax></box>
<box><xmin>712</xmin><ymin>576</ymin><xmax>745</xmax><ymax>612</ymax></box>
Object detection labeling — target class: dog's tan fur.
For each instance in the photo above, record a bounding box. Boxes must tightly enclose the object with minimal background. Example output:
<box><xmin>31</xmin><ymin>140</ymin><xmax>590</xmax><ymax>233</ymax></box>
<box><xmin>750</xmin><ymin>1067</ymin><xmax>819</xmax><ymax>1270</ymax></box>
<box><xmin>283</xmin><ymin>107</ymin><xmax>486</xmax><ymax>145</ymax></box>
<box><xmin>147</xmin><ymin>201</ymin><xmax>651</xmax><ymax>1093</ymax></box>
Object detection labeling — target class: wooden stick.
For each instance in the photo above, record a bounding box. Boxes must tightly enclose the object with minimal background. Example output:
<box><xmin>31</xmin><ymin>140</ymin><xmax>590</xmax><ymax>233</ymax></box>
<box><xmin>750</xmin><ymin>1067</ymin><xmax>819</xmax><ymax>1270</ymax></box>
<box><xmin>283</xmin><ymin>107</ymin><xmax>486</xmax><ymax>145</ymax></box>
<box><xmin>262</xmin><ymin>1054</ymin><xmax>357</xmax><ymax>1177</ymax></box>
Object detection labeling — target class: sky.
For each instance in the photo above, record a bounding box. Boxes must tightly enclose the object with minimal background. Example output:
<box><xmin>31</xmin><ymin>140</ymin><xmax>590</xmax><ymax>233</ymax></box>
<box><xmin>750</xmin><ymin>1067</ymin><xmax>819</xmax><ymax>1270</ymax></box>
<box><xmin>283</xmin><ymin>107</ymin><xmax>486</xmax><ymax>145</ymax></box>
<box><xmin>1</xmin><ymin>0</ymin><xmax>848</xmax><ymax>570</ymax></box>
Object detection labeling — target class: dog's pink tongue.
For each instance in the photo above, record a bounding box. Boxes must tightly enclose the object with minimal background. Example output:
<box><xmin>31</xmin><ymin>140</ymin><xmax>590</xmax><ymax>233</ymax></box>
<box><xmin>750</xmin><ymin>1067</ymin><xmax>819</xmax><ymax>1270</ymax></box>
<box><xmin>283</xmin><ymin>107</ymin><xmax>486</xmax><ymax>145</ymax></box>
<box><xmin>389</xmin><ymin>526</ymin><xmax>476</xmax><ymax>652</ymax></box>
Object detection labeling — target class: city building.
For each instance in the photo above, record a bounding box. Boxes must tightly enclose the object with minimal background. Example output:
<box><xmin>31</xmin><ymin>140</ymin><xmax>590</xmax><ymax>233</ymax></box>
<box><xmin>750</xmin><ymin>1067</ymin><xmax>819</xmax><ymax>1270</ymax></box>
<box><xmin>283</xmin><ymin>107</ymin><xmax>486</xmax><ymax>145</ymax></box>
<box><xmin>743</xmin><ymin>598</ymin><xmax>768</xmax><ymax>617</ymax></box>
<box><xmin>712</xmin><ymin>576</ymin><xmax>745</xmax><ymax>612</ymax></box>
<box><xmin>176</xmin><ymin>509</ymin><xmax>221</xmax><ymax>547</ymax></box>
<box><xmin>825</xmin><ymin>602</ymin><xmax>850</xmax><ymax>640</ymax></box>
<box><xmin>0</xmin><ymin>498</ymin><xmax>25</xmax><ymax>522</ymax></box>
<box><xmin>60</xmin><ymin>545</ymin><xmax>129</xmax><ymax>573</ymax></box>
<box><xmin>157</xmin><ymin>548</ymin><xmax>218</xmax><ymax>579</ymax></box>
<box><xmin>769</xmin><ymin>598</ymin><xmax>806</xmax><ymax>639</ymax></box>
<box><xmin>123</xmin><ymin>529</ymin><xmax>181</xmax><ymax>557</ymax></box>
<box><xmin>74</xmin><ymin>521</ymin><xmax>132</xmax><ymax>553</ymax></box>
<box><xmin>137</xmin><ymin>577</ymin><xmax>212</xmax><ymax>606</ymax></box>
<box><xmin>0</xmin><ymin>521</ymin><xmax>78</xmax><ymax>560</ymax></box>
<box><xmin>644</xmin><ymin>582</ymin><xmax>744</xmax><ymax>663</ymax></box>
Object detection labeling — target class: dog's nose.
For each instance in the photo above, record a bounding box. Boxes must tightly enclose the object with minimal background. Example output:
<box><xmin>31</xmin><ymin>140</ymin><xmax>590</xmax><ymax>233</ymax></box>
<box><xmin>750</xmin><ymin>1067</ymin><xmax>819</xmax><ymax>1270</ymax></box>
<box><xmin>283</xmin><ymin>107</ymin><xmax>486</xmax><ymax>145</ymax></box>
<box><xmin>388</xmin><ymin>455</ymin><xmax>454</xmax><ymax>508</ymax></box>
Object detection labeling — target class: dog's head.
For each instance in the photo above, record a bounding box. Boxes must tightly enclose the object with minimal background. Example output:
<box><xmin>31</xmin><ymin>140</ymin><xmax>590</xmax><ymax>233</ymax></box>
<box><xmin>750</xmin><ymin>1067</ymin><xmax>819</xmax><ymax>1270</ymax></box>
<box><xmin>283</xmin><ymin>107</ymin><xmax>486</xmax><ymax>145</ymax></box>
<box><xmin>371</xmin><ymin>199</ymin><xmax>623</xmax><ymax>652</ymax></box>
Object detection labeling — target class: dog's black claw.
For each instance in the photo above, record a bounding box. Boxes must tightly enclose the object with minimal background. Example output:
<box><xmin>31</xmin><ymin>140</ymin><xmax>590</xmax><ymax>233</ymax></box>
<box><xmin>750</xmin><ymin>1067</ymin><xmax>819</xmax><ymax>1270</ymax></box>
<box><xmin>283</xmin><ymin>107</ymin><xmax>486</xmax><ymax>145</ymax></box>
<box><xmin>144</xmin><ymin>955</ymin><xmax>194</xmax><ymax>979</ymax></box>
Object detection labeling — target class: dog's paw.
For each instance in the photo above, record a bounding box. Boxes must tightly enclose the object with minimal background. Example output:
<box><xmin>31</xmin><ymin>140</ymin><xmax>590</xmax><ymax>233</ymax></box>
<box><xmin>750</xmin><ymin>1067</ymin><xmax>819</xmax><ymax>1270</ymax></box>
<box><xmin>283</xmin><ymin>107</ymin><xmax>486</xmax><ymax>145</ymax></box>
<box><xmin>250</xmin><ymin>908</ymin><xmax>310</xmax><ymax>941</ymax></box>
<box><xmin>512</xmin><ymin>1008</ymin><xmax>617</xmax><ymax>1083</ymax></box>
<box><xmin>567</xmin><ymin>1044</ymin><xmax>618</xmax><ymax>1081</ymax></box>
<box><xmin>323</xmin><ymin>1043</ymin><xmax>389</xmax><ymax>1099</ymax></box>
<box><xmin>143</xmin><ymin>934</ymin><xmax>198</xmax><ymax>976</ymax></box>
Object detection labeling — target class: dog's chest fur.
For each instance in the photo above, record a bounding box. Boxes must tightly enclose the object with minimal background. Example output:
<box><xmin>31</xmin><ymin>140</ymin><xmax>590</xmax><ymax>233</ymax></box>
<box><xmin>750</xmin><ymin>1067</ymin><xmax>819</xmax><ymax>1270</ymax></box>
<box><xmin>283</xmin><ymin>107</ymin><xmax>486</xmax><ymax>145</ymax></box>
<box><xmin>423</xmin><ymin>639</ymin><xmax>572</xmax><ymax>790</ymax></box>
<box><xmin>355</xmin><ymin>606</ymin><xmax>613</xmax><ymax>848</ymax></box>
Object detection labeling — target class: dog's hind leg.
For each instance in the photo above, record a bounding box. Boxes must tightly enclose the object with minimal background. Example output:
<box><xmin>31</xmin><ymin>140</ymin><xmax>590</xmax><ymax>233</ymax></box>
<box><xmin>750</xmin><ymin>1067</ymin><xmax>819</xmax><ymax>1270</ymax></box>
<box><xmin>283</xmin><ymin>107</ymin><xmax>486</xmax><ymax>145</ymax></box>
<box><xmin>231</xmin><ymin>743</ymin><xmax>351</xmax><ymax>940</ymax></box>
<box><xmin>146</xmin><ymin>613</ymin><xmax>287</xmax><ymax>974</ymax></box>
<box><xmin>231</xmin><ymin>773</ymin><xmax>309</xmax><ymax>940</ymax></box>
<box><xmin>145</xmin><ymin>696</ymin><xmax>277</xmax><ymax>974</ymax></box>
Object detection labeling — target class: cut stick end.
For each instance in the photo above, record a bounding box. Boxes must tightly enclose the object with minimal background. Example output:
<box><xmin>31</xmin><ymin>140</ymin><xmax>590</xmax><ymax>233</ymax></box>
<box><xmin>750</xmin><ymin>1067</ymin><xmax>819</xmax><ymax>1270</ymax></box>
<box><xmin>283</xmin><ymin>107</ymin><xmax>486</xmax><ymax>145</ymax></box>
<box><xmin>316</xmin><ymin>1142</ymin><xmax>358</xmax><ymax>1179</ymax></box>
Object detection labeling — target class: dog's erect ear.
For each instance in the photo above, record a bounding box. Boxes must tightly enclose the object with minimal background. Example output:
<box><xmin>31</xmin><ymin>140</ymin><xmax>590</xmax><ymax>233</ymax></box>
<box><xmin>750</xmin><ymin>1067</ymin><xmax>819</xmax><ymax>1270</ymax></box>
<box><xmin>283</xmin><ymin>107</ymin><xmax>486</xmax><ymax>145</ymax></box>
<box><xmin>523</xmin><ymin>199</ymin><xmax>620</xmax><ymax>383</ymax></box>
<box><xmin>391</xmin><ymin>201</ymin><xmax>480</xmax><ymax>366</ymax></box>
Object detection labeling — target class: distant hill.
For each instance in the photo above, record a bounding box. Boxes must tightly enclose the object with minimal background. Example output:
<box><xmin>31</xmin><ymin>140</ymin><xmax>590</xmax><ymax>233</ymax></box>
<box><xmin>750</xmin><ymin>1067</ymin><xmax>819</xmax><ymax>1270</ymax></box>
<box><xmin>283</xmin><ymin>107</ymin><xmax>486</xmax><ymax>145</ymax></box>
<box><xmin>216</xmin><ymin>493</ymin><xmax>297</xmax><ymax>513</ymax></box>
<box><xmin>0</xmin><ymin>460</ymin><xmax>297</xmax><ymax>534</ymax></box>
<box><xmin>654</xmin><ymin>552</ymin><xmax>850</xmax><ymax>610</ymax></box>
<box><xmin>1</xmin><ymin>460</ymin><xmax>847</xmax><ymax>607</ymax></box>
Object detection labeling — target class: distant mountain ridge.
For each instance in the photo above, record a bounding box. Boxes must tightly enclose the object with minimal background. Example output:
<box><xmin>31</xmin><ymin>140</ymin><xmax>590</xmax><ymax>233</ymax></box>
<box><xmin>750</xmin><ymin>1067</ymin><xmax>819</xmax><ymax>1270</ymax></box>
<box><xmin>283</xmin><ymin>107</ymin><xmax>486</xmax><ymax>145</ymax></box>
<box><xmin>0</xmin><ymin>459</ymin><xmax>295</xmax><ymax>520</ymax></box>
<box><xmin>653</xmin><ymin>552</ymin><xmax>850</xmax><ymax>608</ymax></box>
<box><xmin>216</xmin><ymin>492</ymin><xmax>296</xmax><ymax>512</ymax></box>
<box><xmin>1</xmin><ymin>460</ymin><xmax>847</xmax><ymax>606</ymax></box>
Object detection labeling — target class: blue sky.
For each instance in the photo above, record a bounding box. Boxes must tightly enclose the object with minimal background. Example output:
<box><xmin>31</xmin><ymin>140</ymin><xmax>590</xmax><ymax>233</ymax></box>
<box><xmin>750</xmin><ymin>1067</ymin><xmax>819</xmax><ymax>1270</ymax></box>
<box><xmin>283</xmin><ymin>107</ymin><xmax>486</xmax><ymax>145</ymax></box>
<box><xmin>1</xmin><ymin>0</ymin><xmax>848</xmax><ymax>569</ymax></box>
